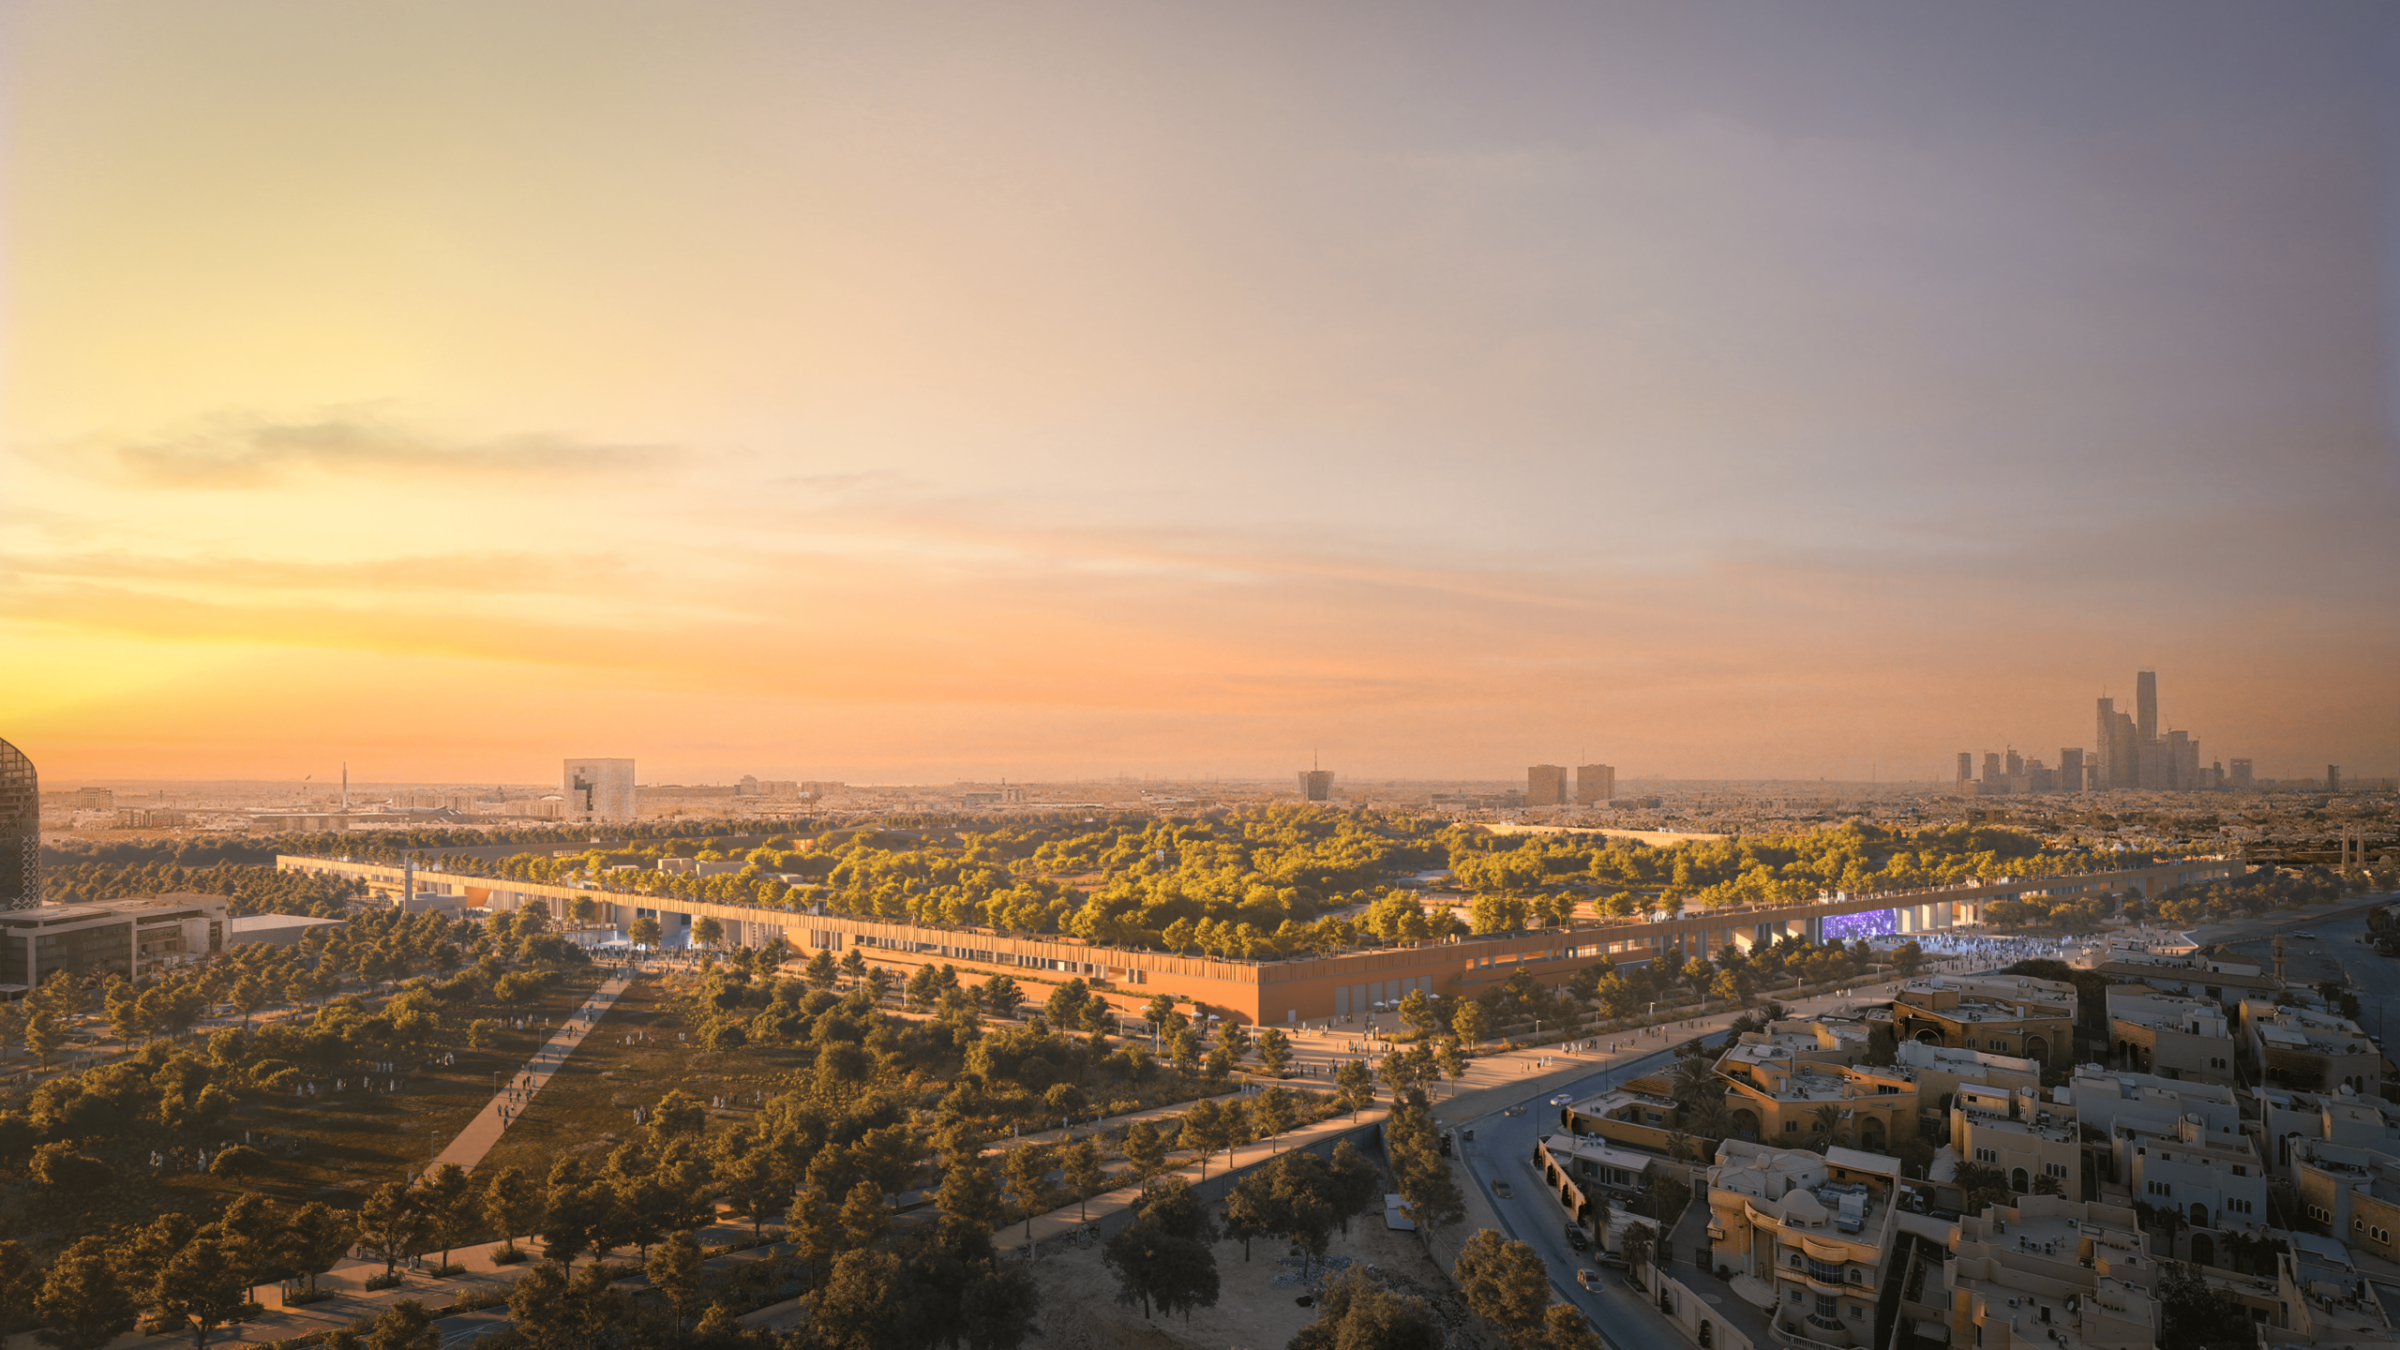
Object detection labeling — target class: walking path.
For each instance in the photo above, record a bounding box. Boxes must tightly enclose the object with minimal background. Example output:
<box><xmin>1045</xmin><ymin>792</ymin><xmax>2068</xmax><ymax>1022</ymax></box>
<box><xmin>431</xmin><ymin>971</ymin><xmax>635</xmax><ymax>1174</ymax></box>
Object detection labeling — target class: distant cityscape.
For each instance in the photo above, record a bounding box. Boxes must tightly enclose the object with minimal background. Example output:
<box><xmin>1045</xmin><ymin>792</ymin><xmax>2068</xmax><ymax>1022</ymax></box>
<box><xmin>1951</xmin><ymin>668</ymin><xmax>2339</xmax><ymax>796</ymax></box>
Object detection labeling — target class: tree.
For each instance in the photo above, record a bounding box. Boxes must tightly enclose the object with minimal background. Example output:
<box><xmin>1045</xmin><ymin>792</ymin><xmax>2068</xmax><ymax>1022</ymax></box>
<box><xmin>646</xmin><ymin>1233</ymin><xmax>704</xmax><ymax>1339</ymax></box>
<box><xmin>629</xmin><ymin>916</ymin><xmax>663</xmax><ymax>950</ymax></box>
<box><xmin>1397</xmin><ymin>989</ymin><xmax>1442</xmax><ymax>1041</ymax></box>
<box><xmin>1619</xmin><ymin>1222</ymin><xmax>1655</xmax><ymax>1283</ymax></box>
<box><xmin>359</xmin><ymin>1182</ymin><xmax>427</xmax><ymax>1282</ymax></box>
<box><xmin>1046</xmin><ymin>978</ymin><xmax>1091</xmax><ymax>1027</ymax></box>
<box><xmin>153</xmin><ymin>1236</ymin><xmax>248</xmax><ymax>1350</ymax></box>
<box><xmin>539</xmin><ymin>1161</ymin><xmax>609</xmax><ymax>1270</ymax></box>
<box><xmin>1290</xmin><ymin>1268</ymin><xmax>1441</xmax><ymax>1350</ymax></box>
<box><xmin>937</xmin><ymin>1153</ymin><xmax>1005</xmax><ymax>1238</ymax></box>
<box><xmin>1952</xmin><ymin>1161</ymin><xmax>2013</xmax><ymax>1216</ymax></box>
<box><xmin>1003</xmin><ymin>1144</ymin><xmax>1055</xmax><ymax>1242</ymax></box>
<box><xmin>1326</xmin><ymin>1142</ymin><xmax>1382</xmax><ymax>1236</ymax></box>
<box><xmin>1893</xmin><ymin>941</ymin><xmax>1924</xmax><ymax>977</ymax></box>
<box><xmin>1061</xmin><ymin>1138</ymin><xmax>1108</xmax><ymax>1223</ymax></box>
<box><xmin>1335</xmin><ymin>1059</ymin><xmax>1376</xmax><ymax>1118</ymax></box>
<box><xmin>2158</xmin><ymin>1261</ymin><xmax>2256</xmax><ymax>1350</ymax></box>
<box><xmin>481</xmin><ymin>1166</ymin><xmax>544</xmax><ymax>1261</ymax></box>
<box><xmin>1143</xmin><ymin>995</ymin><xmax>1178</xmax><ymax>1033</ymax></box>
<box><xmin>1435</xmin><ymin>1038</ymin><xmax>1470</xmax><ymax>1097</ymax></box>
<box><xmin>1178</xmin><ymin>1101</ymin><xmax>1227</xmax><ymax>1178</ymax></box>
<box><xmin>838</xmin><ymin>948</ymin><xmax>869</xmax><ymax>988</ymax></box>
<box><xmin>34</xmin><ymin>1238</ymin><xmax>134</xmax><ymax>1350</ymax></box>
<box><xmin>419</xmin><ymin>1163</ymin><xmax>476</xmax><ymax>1271</ymax></box>
<box><xmin>839</xmin><ymin>1180</ymin><xmax>892</xmax><ymax>1248</ymax></box>
<box><xmin>1256</xmin><ymin>1027</ymin><xmax>1292</xmax><ymax>1078</ymax></box>
<box><xmin>0</xmin><ymin>1240</ymin><xmax>37</xmax><ymax>1350</ymax></box>
<box><xmin>1166</xmin><ymin>1024</ymin><xmax>1201</xmax><ymax>1075</ymax></box>
<box><xmin>1253</xmin><ymin>1086</ymin><xmax>1296</xmax><ymax>1139</ymax></box>
<box><xmin>1120</xmin><ymin>1119</ymin><xmax>1168</xmax><ymax>1179</ymax></box>
<box><xmin>651</xmin><ymin>1089</ymin><xmax>708</xmax><ymax>1137</ymax></box>
<box><xmin>1224</xmin><ymin>1170</ymin><xmax>1282</xmax><ymax>1262</ymax></box>
<box><xmin>804</xmin><ymin>949</ymin><xmax>839</xmax><ymax>991</ymax></box>
<box><xmin>362</xmin><ymin>1301</ymin><xmax>439</xmax><ymax>1350</ymax></box>
<box><xmin>1452</xmin><ymin>1000</ymin><xmax>1490</xmax><ymax>1047</ymax></box>
<box><xmin>1102</xmin><ymin>1216</ymin><xmax>1218</xmax><ymax>1323</ymax></box>
<box><xmin>1545</xmin><ymin>1305</ymin><xmax>1606</xmax><ymax>1350</ymax></box>
<box><xmin>279</xmin><ymin>1201</ymin><xmax>356</xmax><ymax>1296</ymax></box>
<box><xmin>1454</xmin><ymin>1229</ymin><xmax>1551</xmax><ymax>1349</ymax></box>
<box><xmin>981</xmin><ymin>974</ymin><xmax>1025</xmax><ymax>1018</ymax></box>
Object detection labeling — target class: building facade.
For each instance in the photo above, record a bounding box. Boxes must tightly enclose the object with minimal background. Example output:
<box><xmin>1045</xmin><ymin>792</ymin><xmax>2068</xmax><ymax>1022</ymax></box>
<box><xmin>1527</xmin><ymin>765</ymin><xmax>1568</xmax><ymax>806</ymax></box>
<box><xmin>0</xmin><ymin>893</ymin><xmax>229</xmax><ymax>992</ymax></box>
<box><xmin>1577</xmin><ymin>764</ymin><xmax>1616</xmax><ymax>803</ymax></box>
<box><xmin>0</xmin><ymin>738</ymin><xmax>37</xmax><ymax>911</ymax></box>
<box><xmin>563</xmin><ymin>758</ymin><xmax>637</xmax><ymax>823</ymax></box>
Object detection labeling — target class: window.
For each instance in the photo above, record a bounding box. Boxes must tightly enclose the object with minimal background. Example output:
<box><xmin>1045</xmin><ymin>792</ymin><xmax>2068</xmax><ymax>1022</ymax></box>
<box><xmin>1974</xmin><ymin>1148</ymin><xmax>1998</xmax><ymax>1163</ymax></box>
<box><xmin>2232</xmin><ymin>1165</ymin><xmax>2248</xmax><ymax>1177</ymax></box>
<box><xmin>2226</xmin><ymin>1198</ymin><xmax>2252</xmax><ymax>1215</ymax></box>
<box><xmin>1808</xmin><ymin>1259</ymin><xmax>1844</xmax><ymax>1283</ymax></box>
<box><xmin>1788</xmin><ymin>1121</ymin><xmax>1801</xmax><ymax>1133</ymax></box>
<box><xmin>2147</xmin><ymin>1181</ymin><xmax>2172</xmax><ymax>1197</ymax></box>
<box><xmin>2045</xmin><ymin>1163</ymin><xmax>2069</xmax><ymax>1178</ymax></box>
<box><xmin>2309</xmin><ymin>1205</ymin><xmax>2332</xmax><ymax>1223</ymax></box>
<box><xmin>1817</xmin><ymin>1295</ymin><xmax>1838</xmax><ymax>1321</ymax></box>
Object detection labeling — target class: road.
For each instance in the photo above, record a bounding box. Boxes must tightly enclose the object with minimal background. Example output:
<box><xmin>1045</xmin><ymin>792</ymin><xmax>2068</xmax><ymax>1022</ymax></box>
<box><xmin>1447</xmin><ymin>976</ymin><xmax>1925</xmax><ymax>1350</ymax></box>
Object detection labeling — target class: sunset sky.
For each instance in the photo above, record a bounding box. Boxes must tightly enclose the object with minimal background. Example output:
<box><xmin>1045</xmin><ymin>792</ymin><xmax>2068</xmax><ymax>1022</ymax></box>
<box><xmin>4</xmin><ymin>1</ymin><xmax>2396</xmax><ymax>785</ymax></box>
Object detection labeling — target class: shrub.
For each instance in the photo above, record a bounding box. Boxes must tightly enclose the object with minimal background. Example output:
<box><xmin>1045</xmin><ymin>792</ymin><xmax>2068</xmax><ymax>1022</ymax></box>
<box><xmin>209</xmin><ymin>1145</ymin><xmax>270</xmax><ymax>1178</ymax></box>
<box><xmin>30</xmin><ymin>1141</ymin><xmax>114</xmax><ymax>1190</ymax></box>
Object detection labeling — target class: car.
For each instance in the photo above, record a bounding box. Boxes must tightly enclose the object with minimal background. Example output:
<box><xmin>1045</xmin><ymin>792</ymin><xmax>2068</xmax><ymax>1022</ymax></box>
<box><xmin>1550</xmin><ymin>1092</ymin><xmax>1576</xmax><ymax>1107</ymax></box>
<box><xmin>1596</xmin><ymin>1252</ymin><xmax>1629</xmax><ymax>1271</ymax></box>
<box><xmin>2294</xmin><ymin>931</ymin><xmax>2320</xmax><ymax>939</ymax></box>
<box><xmin>1492</xmin><ymin>1180</ymin><xmax>1514</xmax><ymax>1200</ymax></box>
<box><xmin>1576</xmin><ymin>1269</ymin><xmax>1604</xmax><ymax>1292</ymax></box>
<box><xmin>1564</xmin><ymin>1224</ymin><xmax>1590</xmax><ymax>1251</ymax></box>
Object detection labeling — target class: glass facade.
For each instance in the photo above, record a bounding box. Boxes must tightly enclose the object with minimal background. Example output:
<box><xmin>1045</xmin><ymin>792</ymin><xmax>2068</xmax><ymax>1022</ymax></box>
<box><xmin>0</xmin><ymin>738</ymin><xmax>36</xmax><ymax>911</ymax></box>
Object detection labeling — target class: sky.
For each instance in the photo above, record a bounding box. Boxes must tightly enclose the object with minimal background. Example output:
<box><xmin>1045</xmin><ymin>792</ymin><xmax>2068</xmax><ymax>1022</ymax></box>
<box><xmin>3</xmin><ymin>0</ymin><xmax>2396</xmax><ymax>786</ymax></box>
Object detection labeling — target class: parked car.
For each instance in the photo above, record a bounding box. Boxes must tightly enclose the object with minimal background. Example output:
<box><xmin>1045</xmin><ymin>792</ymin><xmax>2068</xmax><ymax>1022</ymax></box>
<box><xmin>1549</xmin><ymin>1092</ymin><xmax>1576</xmax><ymax>1106</ymax></box>
<box><xmin>1492</xmin><ymin>1180</ymin><xmax>1514</xmax><ymax>1200</ymax></box>
<box><xmin>1596</xmin><ymin>1252</ymin><xmax>1629</xmax><ymax>1271</ymax></box>
<box><xmin>1564</xmin><ymin>1224</ymin><xmax>1590</xmax><ymax>1251</ymax></box>
<box><xmin>1576</xmin><ymin>1269</ymin><xmax>1605</xmax><ymax>1292</ymax></box>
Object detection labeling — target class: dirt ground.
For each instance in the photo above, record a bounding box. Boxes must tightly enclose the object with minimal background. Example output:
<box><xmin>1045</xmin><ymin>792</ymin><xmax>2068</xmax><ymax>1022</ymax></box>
<box><xmin>1026</xmin><ymin>1200</ymin><xmax>1505</xmax><ymax>1350</ymax></box>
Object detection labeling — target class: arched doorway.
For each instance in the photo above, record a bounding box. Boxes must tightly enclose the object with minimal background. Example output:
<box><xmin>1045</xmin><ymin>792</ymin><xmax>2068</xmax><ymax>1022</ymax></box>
<box><xmin>1859</xmin><ymin>1117</ymin><xmax>1887</xmax><ymax>1151</ymax></box>
<box><xmin>2190</xmin><ymin>1202</ymin><xmax>2210</xmax><ymax>1230</ymax></box>
<box><xmin>1732</xmin><ymin>1109</ymin><xmax>1761</xmax><ymax>1141</ymax></box>
<box><xmin>2024</xmin><ymin>1035</ymin><xmax>2050</xmax><ymax>1063</ymax></box>
<box><xmin>1917</xmin><ymin>1030</ymin><xmax>1942</xmax><ymax>1045</ymax></box>
<box><xmin>2011</xmin><ymin>1168</ymin><xmax>2030</xmax><ymax>1194</ymax></box>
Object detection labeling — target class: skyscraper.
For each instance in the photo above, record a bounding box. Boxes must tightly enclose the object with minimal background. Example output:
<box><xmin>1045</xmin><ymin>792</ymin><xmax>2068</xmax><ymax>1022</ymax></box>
<box><xmin>2058</xmin><ymin>748</ymin><xmax>2085</xmax><ymax>791</ymax></box>
<box><xmin>2328</xmin><ymin>765</ymin><xmax>2343</xmax><ymax>793</ymax></box>
<box><xmin>1956</xmin><ymin>752</ymin><xmax>1974</xmax><ymax>782</ymax></box>
<box><xmin>1577</xmin><ymin>764</ymin><xmax>1616</xmax><ymax>803</ymax></box>
<box><xmin>1296</xmin><ymin>769</ymin><xmax>1334</xmax><ymax>801</ymax></box>
<box><xmin>0</xmin><ymin>738</ymin><xmax>38</xmax><ymax>911</ymax></box>
<box><xmin>563</xmin><ymin>758</ymin><xmax>637</xmax><ymax>823</ymax></box>
<box><xmin>1527</xmin><ymin>765</ymin><xmax>1568</xmax><ymax>806</ymax></box>
<box><xmin>2136</xmin><ymin>671</ymin><xmax>2159</xmax><ymax>745</ymax></box>
<box><xmin>2230</xmin><ymin>759</ymin><xmax>2254</xmax><ymax>788</ymax></box>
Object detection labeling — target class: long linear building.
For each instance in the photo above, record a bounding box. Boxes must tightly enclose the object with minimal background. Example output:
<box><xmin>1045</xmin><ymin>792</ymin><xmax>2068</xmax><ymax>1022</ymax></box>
<box><xmin>282</xmin><ymin>854</ymin><xmax>2236</xmax><ymax>1026</ymax></box>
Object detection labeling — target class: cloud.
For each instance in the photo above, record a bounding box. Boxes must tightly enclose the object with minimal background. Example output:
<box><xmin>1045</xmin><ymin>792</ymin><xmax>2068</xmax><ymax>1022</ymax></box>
<box><xmin>67</xmin><ymin>412</ymin><xmax>676</xmax><ymax>487</ymax></box>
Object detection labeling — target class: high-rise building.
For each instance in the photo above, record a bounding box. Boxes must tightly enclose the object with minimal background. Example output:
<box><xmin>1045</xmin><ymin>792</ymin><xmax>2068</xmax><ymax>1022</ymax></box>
<box><xmin>2136</xmin><ymin>670</ymin><xmax>2159</xmax><ymax>745</ymax></box>
<box><xmin>1576</xmin><ymin>764</ymin><xmax>1615</xmax><ymax>803</ymax></box>
<box><xmin>1527</xmin><ymin>765</ymin><xmax>1569</xmax><ymax>806</ymax></box>
<box><xmin>1297</xmin><ymin>769</ymin><xmax>1334</xmax><ymax>801</ymax></box>
<box><xmin>0</xmin><ymin>738</ymin><xmax>36</xmax><ymax>911</ymax></box>
<box><xmin>563</xmin><ymin>758</ymin><xmax>637</xmax><ymax>823</ymax></box>
<box><xmin>1956</xmin><ymin>752</ymin><xmax>1973</xmax><ymax>782</ymax></box>
<box><xmin>1983</xmin><ymin>752</ymin><xmax>2003</xmax><ymax>784</ymax></box>
<box><xmin>2058</xmin><ymin>747</ymin><xmax>2085</xmax><ymax>791</ymax></box>
<box><xmin>2328</xmin><ymin>765</ymin><xmax>2342</xmax><ymax>793</ymax></box>
<box><xmin>2230</xmin><ymin>759</ymin><xmax>2253</xmax><ymax>788</ymax></box>
<box><xmin>2004</xmin><ymin>749</ymin><xmax>2023</xmax><ymax>778</ymax></box>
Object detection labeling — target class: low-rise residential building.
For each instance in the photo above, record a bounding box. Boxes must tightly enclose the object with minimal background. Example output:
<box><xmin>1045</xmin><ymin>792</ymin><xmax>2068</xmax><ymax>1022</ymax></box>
<box><xmin>2093</xmin><ymin>951</ymin><xmax>2281</xmax><ymax>1007</ymax></box>
<box><xmin>1718</xmin><ymin>1037</ymin><xmax>1920</xmax><ymax>1152</ymax></box>
<box><xmin>1559</xmin><ymin>1082</ymin><xmax>1692</xmax><ymax>1160</ymax></box>
<box><xmin>2249</xmin><ymin>1247</ymin><xmax>2400</xmax><ymax>1350</ymax></box>
<box><xmin>2113</xmin><ymin>1114</ymin><xmax>2268</xmax><ymax>1235</ymax></box>
<box><xmin>1940</xmin><ymin>1196</ymin><xmax>2157</xmax><ymax>1350</ymax></box>
<box><xmin>1954</xmin><ymin>1084</ymin><xmax>2084</xmax><ymax>1200</ymax></box>
<box><xmin>1706</xmin><ymin>1141</ymin><xmax>1904</xmax><ymax>1348</ymax></box>
<box><xmin>2106</xmin><ymin>988</ymin><xmax>2237</xmax><ymax>1086</ymax></box>
<box><xmin>2066</xmin><ymin>1066</ymin><xmax>2242</xmax><ymax>1145</ymax></box>
<box><xmin>1895</xmin><ymin>1039</ymin><xmax>2044</xmax><ymax>1110</ymax></box>
<box><xmin>2242</xmin><ymin>1001</ymin><xmax>2385</xmax><ymax>1097</ymax></box>
<box><xmin>1537</xmin><ymin>1132</ymin><xmax>1666</xmax><ymax>1234</ymax></box>
<box><xmin>1891</xmin><ymin>974</ymin><xmax>2077</xmax><ymax>1067</ymax></box>
<box><xmin>2254</xmin><ymin>1086</ymin><xmax>2400</xmax><ymax>1175</ymax></box>
<box><xmin>2291</xmin><ymin>1140</ymin><xmax>2400</xmax><ymax>1267</ymax></box>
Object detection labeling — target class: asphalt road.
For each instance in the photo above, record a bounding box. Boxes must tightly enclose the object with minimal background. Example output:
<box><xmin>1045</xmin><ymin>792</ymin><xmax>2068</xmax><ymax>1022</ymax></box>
<box><xmin>1452</xmin><ymin>1038</ymin><xmax>1705</xmax><ymax>1350</ymax></box>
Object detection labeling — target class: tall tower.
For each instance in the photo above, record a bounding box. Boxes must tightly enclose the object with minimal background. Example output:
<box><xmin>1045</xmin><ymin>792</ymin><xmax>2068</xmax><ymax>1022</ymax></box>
<box><xmin>2135</xmin><ymin>671</ymin><xmax>2159</xmax><ymax>745</ymax></box>
<box><xmin>1527</xmin><ymin>765</ymin><xmax>1568</xmax><ymax>806</ymax></box>
<box><xmin>1576</xmin><ymin>764</ymin><xmax>1616</xmax><ymax>803</ymax></box>
<box><xmin>2094</xmin><ymin>698</ymin><xmax>2117</xmax><ymax>789</ymax></box>
<box><xmin>0</xmin><ymin>738</ymin><xmax>37</xmax><ymax>911</ymax></box>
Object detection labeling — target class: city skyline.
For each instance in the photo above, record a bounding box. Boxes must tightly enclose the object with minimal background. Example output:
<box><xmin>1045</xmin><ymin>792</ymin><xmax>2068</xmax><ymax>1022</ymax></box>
<box><xmin>4</xmin><ymin>0</ymin><xmax>2395</xmax><ymax>785</ymax></box>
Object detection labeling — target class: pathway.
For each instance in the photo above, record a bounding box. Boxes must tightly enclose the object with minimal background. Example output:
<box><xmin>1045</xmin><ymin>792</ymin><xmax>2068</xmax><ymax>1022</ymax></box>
<box><xmin>430</xmin><ymin>971</ymin><xmax>635</xmax><ymax>1174</ymax></box>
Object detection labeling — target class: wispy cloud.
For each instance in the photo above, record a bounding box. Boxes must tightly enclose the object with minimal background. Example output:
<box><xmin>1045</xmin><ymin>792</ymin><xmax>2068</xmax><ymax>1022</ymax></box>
<box><xmin>61</xmin><ymin>412</ymin><xmax>676</xmax><ymax>487</ymax></box>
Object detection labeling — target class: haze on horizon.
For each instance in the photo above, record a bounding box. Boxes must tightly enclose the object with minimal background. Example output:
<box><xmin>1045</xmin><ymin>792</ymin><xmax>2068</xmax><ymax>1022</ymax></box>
<box><xmin>4</xmin><ymin>0</ymin><xmax>2396</xmax><ymax>788</ymax></box>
